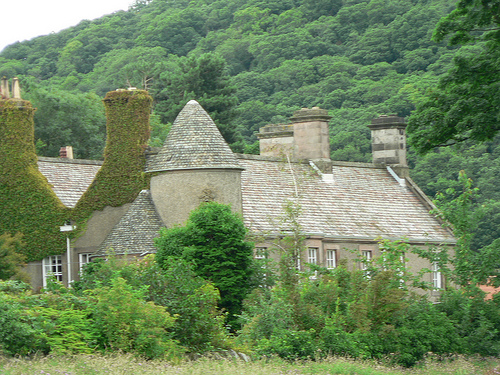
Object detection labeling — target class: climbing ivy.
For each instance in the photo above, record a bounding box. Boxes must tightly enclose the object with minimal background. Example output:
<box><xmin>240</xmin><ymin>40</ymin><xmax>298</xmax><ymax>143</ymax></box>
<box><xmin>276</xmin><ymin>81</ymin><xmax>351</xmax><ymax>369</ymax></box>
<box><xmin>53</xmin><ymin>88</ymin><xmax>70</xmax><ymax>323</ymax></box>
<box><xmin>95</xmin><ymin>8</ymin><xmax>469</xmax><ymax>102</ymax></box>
<box><xmin>0</xmin><ymin>99</ymin><xmax>69</xmax><ymax>261</ymax></box>
<box><xmin>0</xmin><ymin>89</ymin><xmax>152</xmax><ymax>263</ymax></box>
<box><xmin>73</xmin><ymin>89</ymin><xmax>152</xmax><ymax>226</ymax></box>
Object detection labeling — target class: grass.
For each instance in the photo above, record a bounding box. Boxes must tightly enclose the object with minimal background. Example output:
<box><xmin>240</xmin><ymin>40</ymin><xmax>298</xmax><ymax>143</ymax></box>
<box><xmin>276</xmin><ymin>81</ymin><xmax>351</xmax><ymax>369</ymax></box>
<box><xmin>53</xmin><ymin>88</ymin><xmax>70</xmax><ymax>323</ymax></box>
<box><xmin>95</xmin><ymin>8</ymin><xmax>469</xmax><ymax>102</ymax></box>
<box><xmin>1</xmin><ymin>354</ymin><xmax>499</xmax><ymax>375</ymax></box>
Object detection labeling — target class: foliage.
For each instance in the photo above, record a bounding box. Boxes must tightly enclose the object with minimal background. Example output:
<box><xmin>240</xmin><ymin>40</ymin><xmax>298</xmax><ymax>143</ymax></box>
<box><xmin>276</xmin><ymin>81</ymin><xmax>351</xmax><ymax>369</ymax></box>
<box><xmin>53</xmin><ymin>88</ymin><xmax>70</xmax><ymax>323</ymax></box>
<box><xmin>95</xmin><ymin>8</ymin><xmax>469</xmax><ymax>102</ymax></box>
<box><xmin>75</xmin><ymin>255</ymin><xmax>229</xmax><ymax>353</ymax></box>
<box><xmin>155</xmin><ymin>202</ymin><xmax>254</xmax><ymax>329</ymax></box>
<box><xmin>431</xmin><ymin>171</ymin><xmax>500</xmax><ymax>288</ymax></box>
<box><xmin>24</xmin><ymin>83</ymin><xmax>107</xmax><ymax>159</ymax></box>
<box><xmin>0</xmin><ymin>293</ymin><xmax>38</xmax><ymax>356</ymax></box>
<box><xmin>126</xmin><ymin>256</ymin><xmax>229</xmax><ymax>353</ymax></box>
<box><xmin>408</xmin><ymin>0</ymin><xmax>500</xmax><ymax>153</ymax></box>
<box><xmin>154</xmin><ymin>52</ymin><xmax>240</xmax><ymax>147</ymax></box>
<box><xmin>91</xmin><ymin>277</ymin><xmax>181</xmax><ymax>359</ymax></box>
<box><xmin>0</xmin><ymin>96</ymin><xmax>69</xmax><ymax>261</ymax></box>
<box><xmin>72</xmin><ymin>89</ymin><xmax>152</xmax><ymax>230</ymax></box>
<box><xmin>0</xmin><ymin>233</ymin><xmax>28</xmax><ymax>282</ymax></box>
<box><xmin>238</xmin><ymin>256</ymin><xmax>465</xmax><ymax>367</ymax></box>
<box><xmin>438</xmin><ymin>288</ymin><xmax>500</xmax><ymax>357</ymax></box>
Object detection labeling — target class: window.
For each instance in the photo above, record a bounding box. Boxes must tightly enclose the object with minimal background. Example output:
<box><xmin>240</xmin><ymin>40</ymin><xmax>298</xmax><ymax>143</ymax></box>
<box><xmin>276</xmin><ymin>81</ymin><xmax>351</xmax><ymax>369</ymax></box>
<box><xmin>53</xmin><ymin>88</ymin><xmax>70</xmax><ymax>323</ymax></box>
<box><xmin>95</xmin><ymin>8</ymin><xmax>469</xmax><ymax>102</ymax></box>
<box><xmin>308</xmin><ymin>247</ymin><xmax>318</xmax><ymax>265</ymax></box>
<box><xmin>79</xmin><ymin>253</ymin><xmax>93</xmax><ymax>273</ymax></box>
<box><xmin>254</xmin><ymin>247</ymin><xmax>267</xmax><ymax>260</ymax></box>
<box><xmin>326</xmin><ymin>249</ymin><xmax>336</xmax><ymax>269</ymax></box>
<box><xmin>308</xmin><ymin>247</ymin><xmax>318</xmax><ymax>279</ymax></box>
<box><xmin>432</xmin><ymin>262</ymin><xmax>442</xmax><ymax>289</ymax></box>
<box><xmin>361</xmin><ymin>250</ymin><xmax>372</xmax><ymax>271</ymax></box>
<box><xmin>42</xmin><ymin>255</ymin><xmax>63</xmax><ymax>286</ymax></box>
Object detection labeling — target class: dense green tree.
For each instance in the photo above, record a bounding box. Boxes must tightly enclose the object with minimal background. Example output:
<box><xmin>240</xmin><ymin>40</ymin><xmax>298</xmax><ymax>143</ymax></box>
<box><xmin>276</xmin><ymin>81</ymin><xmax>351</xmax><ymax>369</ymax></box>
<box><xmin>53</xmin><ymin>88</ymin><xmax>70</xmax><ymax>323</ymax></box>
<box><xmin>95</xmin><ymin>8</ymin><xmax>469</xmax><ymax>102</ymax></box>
<box><xmin>155</xmin><ymin>202</ymin><xmax>254</xmax><ymax>328</ymax></box>
<box><xmin>154</xmin><ymin>52</ymin><xmax>240</xmax><ymax>146</ymax></box>
<box><xmin>81</xmin><ymin>46</ymin><xmax>168</xmax><ymax>95</ymax></box>
<box><xmin>408</xmin><ymin>0</ymin><xmax>500</xmax><ymax>153</ymax></box>
<box><xmin>24</xmin><ymin>85</ymin><xmax>106</xmax><ymax>159</ymax></box>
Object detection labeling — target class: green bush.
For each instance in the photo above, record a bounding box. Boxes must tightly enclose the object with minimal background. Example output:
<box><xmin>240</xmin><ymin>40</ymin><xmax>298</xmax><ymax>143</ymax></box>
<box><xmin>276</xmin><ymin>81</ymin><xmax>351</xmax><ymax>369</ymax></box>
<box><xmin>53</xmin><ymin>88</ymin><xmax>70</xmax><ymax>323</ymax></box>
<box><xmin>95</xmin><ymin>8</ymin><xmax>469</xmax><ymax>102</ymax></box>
<box><xmin>438</xmin><ymin>289</ymin><xmax>500</xmax><ymax>357</ymax></box>
<box><xmin>256</xmin><ymin>329</ymin><xmax>318</xmax><ymax>360</ymax></box>
<box><xmin>28</xmin><ymin>306</ymin><xmax>95</xmax><ymax>354</ymax></box>
<box><xmin>389</xmin><ymin>299</ymin><xmax>462</xmax><ymax>367</ymax></box>
<box><xmin>155</xmin><ymin>202</ymin><xmax>254</xmax><ymax>329</ymax></box>
<box><xmin>131</xmin><ymin>257</ymin><xmax>229</xmax><ymax>353</ymax></box>
<box><xmin>91</xmin><ymin>277</ymin><xmax>181</xmax><ymax>359</ymax></box>
<box><xmin>0</xmin><ymin>293</ymin><xmax>38</xmax><ymax>356</ymax></box>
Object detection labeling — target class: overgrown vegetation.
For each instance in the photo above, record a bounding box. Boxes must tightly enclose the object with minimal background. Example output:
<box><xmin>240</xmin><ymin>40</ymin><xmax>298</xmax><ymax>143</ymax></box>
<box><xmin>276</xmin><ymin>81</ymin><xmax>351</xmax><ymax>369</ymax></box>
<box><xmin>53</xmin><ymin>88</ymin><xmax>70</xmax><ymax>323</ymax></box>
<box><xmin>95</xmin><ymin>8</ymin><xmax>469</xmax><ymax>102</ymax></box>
<box><xmin>155</xmin><ymin>202</ymin><xmax>254</xmax><ymax>330</ymax></box>
<box><xmin>0</xmin><ymin>98</ymin><xmax>69</xmax><ymax>261</ymax></box>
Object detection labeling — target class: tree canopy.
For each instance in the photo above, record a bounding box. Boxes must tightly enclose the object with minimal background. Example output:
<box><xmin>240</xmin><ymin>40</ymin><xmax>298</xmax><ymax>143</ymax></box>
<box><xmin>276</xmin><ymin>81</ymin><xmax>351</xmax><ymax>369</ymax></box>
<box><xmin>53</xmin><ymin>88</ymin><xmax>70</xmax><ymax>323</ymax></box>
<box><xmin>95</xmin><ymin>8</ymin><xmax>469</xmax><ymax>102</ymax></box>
<box><xmin>408</xmin><ymin>0</ymin><xmax>500</xmax><ymax>153</ymax></box>
<box><xmin>154</xmin><ymin>202</ymin><xmax>254</xmax><ymax>328</ymax></box>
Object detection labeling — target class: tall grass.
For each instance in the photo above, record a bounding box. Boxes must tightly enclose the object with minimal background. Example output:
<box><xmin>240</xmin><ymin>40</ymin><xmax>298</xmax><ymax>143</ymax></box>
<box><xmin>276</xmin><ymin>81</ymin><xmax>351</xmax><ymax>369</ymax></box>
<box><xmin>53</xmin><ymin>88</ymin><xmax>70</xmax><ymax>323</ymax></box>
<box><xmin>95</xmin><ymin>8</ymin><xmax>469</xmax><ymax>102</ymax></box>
<box><xmin>0</xmin><ymin>355</ymin><xmax>498</xmax><ymax>375</ymax></box>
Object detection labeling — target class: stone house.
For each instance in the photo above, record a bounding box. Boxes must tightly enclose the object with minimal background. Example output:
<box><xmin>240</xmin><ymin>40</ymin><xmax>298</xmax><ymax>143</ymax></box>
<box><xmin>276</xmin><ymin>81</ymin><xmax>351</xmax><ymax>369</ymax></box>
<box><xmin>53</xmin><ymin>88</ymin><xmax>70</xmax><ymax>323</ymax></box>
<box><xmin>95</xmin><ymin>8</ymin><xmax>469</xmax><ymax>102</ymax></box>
<box><xmin>0</xmin><ymin>84</ymin><xmax>455</xmax><ymax>294</ymax></box>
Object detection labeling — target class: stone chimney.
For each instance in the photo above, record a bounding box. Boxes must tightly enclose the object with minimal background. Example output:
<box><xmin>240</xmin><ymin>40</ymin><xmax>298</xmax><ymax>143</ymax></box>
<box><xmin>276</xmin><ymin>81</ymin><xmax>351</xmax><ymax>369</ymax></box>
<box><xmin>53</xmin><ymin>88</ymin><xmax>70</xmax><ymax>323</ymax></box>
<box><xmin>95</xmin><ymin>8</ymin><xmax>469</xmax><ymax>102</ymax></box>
<box><xmin>12</xmin><ymin>78</ymin><xmax>21</xmax><ymax>99</ymax></box>
<box><xmin>1</xmin><ymin>77</ymin><xmax>10</xmax><ymax>99</ymax></box>
<box><xmin>0</xmin><ymin>77</ymin><xmax>22</xmax><ymax>99</ymax></box>
<box><xmin>258</xmin><ymin>107</ymin><xmax>331</xmax><ymax>160</ymax></box>
<box><xmin>59</xmin><ymin>146</ymin><xmax>74</xmax><ymax>159</ymax></box>
<box><xmin>368</xmin><ymin>114</ymin><xmax>408</xmax><ymax>177</ymax></box>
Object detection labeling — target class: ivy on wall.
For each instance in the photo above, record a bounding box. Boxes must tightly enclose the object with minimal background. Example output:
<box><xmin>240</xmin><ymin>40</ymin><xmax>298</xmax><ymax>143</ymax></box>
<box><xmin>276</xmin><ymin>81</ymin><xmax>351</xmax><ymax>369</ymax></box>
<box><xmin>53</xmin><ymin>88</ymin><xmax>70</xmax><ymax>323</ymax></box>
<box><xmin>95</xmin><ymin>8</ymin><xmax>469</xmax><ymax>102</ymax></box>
<box><xmin>0</xmin><ymin>99</ymin><xmax>69</xmax><ymax>261</ymax></box>
<box><xmin>73</xmin><ymin>89</ymin><xmax>152</xmax><ymax>227</ymax></box>
<box><xmin>0</xmin><ymin>89</ymin><xmax>152</xmax><ymax>262</ymax></box>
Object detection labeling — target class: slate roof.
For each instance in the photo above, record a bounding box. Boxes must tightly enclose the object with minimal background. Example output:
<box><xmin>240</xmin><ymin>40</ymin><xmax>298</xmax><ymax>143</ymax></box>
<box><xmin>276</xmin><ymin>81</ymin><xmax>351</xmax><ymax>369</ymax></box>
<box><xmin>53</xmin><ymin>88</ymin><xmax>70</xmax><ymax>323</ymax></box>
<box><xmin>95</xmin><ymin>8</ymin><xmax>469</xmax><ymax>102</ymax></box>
<box><xmin>37</xmin><ymin>157</ymin><xmax>102</xmax><ymax>208</ymax></box>
<box><xmin>239</xmin><ymin>156</ymin><xmax>455</xmax><ymax>244</ymax></box>
<box><xmin>95</xmin><ymin>190</ymin><xmax>164</xmax><ymax>256</ymax></box>
<box><xmin>146</xmin><ymin>100</ymin><xmax>242</xmax><ymax>173</ymax></box>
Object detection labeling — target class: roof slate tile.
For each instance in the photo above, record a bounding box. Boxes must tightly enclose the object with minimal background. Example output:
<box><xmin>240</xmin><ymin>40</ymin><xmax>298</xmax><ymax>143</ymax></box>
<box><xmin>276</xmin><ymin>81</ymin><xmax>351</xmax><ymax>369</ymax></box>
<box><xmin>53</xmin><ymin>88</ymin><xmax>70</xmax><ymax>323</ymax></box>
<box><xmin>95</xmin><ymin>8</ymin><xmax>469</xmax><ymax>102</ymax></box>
<box><xmin>96</xmin><ymin>190</ymin><xmax>164</xmax><ymax>256</ymax></box>
<box><xmin>239</xmin><ymin>157</ymin><xmax>454</xmax><ymax>243</ymax></box>
<box><xmin>146</xmin><ymin>100</ymin><xmax>241</xmax><ymax>173</ymax></box>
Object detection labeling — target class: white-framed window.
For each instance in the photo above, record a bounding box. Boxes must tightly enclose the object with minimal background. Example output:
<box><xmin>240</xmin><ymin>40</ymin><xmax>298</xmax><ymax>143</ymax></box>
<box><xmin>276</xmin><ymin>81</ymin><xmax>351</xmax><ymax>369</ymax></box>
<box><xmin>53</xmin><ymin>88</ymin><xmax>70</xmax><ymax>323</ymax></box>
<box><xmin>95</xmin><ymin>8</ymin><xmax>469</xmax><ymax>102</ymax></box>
<box><xmin>308</xmin><ymin>247</ymin><xmax>318</xmax><ymax>265</ymax></box>
<box><xmin>42</xmin><ymin>255</ymin><xmax>63</xmax><ymax>287</ymax></box>
<box><xmin>361</xmin><ymin>250</ymin><xmax>372</xmax><ymax>271</ymax></box>
<box><xmin>326</xmin><ymin>249</ymin><xmax>336</xmax><ymax>269</ymax></box>
<box><xmin>308</xmin><ymin>247</ymin><xmax>318</xmax><ymax>279</ymax></box>
<box><xmin>79</xmin><ymin>253</ymin><xmax>93</xmax><ymax>273</ymax></box>
<box><xmin>432</xmin><ymin>262</ymin><xmax>442</xmax><ymax>289</ymax></box>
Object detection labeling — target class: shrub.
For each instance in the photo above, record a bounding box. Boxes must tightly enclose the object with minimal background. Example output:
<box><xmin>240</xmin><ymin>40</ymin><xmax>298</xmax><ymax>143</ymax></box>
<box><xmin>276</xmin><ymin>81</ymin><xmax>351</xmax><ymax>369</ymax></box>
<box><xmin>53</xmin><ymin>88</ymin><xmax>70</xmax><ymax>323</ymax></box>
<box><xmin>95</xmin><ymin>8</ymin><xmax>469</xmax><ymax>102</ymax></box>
<box><xmin>155</xmin><ymin>202</ymin><xmax>254</xmax><ymax>329</ymax></box>
<box><xmin>256</xmin><ymin>329</ymin><xmax>318</xmax><ymax>360</ymax></box>
<box><xmin>91</xmin><ymin>277</ymin><xmax>181</xmax><ymax>359</ymax></box>
<box><xmin>132</xmin><ymin>257</ymin><xmax>229</xmax><ymax>353</ymax></box>
<box><xmin>389</xmin><ymin>299</ymin><xmax>462</xmax><ymax>367</ymax></box>
<box><xmin>0</xmin><ymin>293</ymin><xmax>38</xmax><ymax>356</ymax></box>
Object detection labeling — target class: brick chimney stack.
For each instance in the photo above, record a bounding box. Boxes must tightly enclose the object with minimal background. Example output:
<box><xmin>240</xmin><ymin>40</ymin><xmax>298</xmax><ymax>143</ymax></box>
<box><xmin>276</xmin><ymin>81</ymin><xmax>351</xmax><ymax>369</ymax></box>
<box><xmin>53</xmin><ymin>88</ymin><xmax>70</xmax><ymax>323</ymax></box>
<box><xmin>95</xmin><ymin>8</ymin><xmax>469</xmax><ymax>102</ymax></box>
<box><xmin>59</xmin><ymin>146</ymin><xmax>74</xmax><ymax>159</ymax></box>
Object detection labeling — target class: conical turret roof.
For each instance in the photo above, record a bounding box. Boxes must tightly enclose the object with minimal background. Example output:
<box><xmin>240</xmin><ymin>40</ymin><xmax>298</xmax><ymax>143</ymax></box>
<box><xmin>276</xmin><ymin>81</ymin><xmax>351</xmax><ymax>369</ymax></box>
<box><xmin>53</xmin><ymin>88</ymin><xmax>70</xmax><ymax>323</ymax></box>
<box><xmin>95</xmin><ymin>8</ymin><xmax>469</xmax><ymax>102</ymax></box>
<box><xmin>146</xmin><ymin>100</ymin><xmax>241</xmax><ymax>173</ymax></box>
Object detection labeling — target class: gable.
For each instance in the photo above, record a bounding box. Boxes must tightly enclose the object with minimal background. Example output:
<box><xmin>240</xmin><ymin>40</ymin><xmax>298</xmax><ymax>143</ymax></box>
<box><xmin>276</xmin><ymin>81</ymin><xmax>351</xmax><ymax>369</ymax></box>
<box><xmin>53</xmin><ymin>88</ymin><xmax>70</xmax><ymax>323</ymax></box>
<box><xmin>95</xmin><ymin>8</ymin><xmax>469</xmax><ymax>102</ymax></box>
<box><xmin>37</xmin><ymin>157</ymin><xmax>102</xmax><ymax>208</ymax></box>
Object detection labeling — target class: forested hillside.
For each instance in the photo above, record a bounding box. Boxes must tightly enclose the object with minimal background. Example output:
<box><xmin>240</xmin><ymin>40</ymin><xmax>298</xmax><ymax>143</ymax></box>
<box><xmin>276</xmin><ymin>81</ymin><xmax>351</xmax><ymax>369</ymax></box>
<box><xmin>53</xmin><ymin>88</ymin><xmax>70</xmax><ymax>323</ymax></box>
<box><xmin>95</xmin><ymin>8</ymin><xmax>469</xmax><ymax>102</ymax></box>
<box><xmin>0</xmin><ymin>0</ymin><xmax>499</xmax><ymax>251</ymax></box>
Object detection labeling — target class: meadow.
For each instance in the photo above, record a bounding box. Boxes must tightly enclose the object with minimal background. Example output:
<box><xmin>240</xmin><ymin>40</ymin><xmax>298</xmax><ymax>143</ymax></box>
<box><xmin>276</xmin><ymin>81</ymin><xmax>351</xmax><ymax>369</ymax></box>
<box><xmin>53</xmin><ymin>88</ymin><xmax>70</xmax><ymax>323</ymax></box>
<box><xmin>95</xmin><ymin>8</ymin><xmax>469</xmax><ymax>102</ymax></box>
<box><xmin>1</xmin><ymin>354</ymin><xmax>499</xmax><ymax>375</ymax></box>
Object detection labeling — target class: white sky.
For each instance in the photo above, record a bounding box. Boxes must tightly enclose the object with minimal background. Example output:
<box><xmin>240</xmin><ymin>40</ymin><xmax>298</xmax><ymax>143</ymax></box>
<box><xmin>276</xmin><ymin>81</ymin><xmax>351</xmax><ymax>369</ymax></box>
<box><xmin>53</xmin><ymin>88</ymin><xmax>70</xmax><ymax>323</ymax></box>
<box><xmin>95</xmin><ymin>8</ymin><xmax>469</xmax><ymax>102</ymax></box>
<box><xmin>0</xmin><ymin>0</ymin><xmax>135</xmax><ymax>53</ymax></box>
